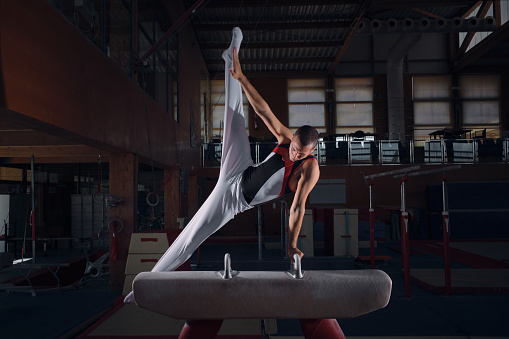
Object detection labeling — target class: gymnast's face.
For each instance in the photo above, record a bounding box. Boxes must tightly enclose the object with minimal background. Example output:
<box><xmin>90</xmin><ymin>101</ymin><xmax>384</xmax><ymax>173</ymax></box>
<box><xmin>289</xmin><ymin>137</ymin><xmax>315</xmax><ymax>162</ymax></box>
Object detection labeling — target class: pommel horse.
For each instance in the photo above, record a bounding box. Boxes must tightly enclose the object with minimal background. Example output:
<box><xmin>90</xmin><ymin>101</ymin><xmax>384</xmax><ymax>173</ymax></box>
<box><xmin>133</xmin><ymin>254</ymin><xmax>392</xmax><ymax>338</ymax></box>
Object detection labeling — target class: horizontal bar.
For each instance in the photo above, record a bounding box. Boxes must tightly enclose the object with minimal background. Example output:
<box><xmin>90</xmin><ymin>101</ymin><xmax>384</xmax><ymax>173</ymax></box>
<box><xmin>393</xmin><ymin>165</ymin><xmax>462</xmax><ymax>178</ymax></box>
<box><xmin>363</xmin><ymin>165</ymin><xmax>421</xmax><ymax>180</ymax></box>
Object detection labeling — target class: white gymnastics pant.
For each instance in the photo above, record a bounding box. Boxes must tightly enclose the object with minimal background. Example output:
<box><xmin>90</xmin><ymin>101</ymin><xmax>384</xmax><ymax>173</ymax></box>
<box><xmin>125</xmin><ymin>27</ymin><xmax>254</xmax><ymax>303</ymax></box>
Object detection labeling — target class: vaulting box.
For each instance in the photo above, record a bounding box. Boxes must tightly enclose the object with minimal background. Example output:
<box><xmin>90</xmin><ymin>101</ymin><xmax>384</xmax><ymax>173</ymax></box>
<box><xmin>324</xmin><ymin>209</ymin><xmax>358</xmax><ymax>257</ymax></box>
<box><xmin>123</xmin><ymin>232</ymin><xmax>170</xmax><ymax>296</ymax></box>
<box><xmin>127</xmin><ymin>233</ymin><xmax>169</xmax><ymax>254</ymax></box>
<box><xmin>125</xmin><ymin>254</ymin><xmax>164</xmax><ymax>275</ymax></box>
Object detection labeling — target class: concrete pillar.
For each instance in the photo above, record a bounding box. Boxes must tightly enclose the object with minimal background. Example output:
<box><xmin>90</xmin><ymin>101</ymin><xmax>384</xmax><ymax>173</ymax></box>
<box><xmin>164</xmin><ymin>168</ymin><xmax>180</xmax><ymax>229</ymax></box>
<box><xmin>188</xmin><ymin>175</ymin><xmax>198</xmax><ymax>217</ymax></box>
<box><xmin>108</xmin><ymin>153</ymin><xmax>138</xmax><ymax>290</ymax></box>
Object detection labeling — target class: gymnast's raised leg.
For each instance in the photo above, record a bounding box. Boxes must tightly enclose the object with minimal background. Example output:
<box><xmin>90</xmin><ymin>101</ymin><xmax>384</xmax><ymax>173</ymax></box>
<box><xmin>124</xmin><ymin>27</ymin><xmax>252</xmax><ymax>304</ymax></box>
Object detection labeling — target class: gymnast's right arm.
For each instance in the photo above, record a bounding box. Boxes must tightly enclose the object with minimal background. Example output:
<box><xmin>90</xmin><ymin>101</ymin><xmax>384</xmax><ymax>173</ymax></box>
<box><xmin>228</xmin><ymin>48</ymin><xmax>292</xmax><ymax>143</ymax></box>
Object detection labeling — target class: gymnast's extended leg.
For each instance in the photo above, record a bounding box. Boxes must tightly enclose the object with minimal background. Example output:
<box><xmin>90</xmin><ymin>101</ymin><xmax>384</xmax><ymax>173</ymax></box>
<box><xmin>219</xmin><ymin>27</ymin><xmax>253</xmax><ymax>179</ymax></box>
<box><xmin>124</xmin><ymin>28</ymin><xmax>252</xmax><ymax>304</ymax></box>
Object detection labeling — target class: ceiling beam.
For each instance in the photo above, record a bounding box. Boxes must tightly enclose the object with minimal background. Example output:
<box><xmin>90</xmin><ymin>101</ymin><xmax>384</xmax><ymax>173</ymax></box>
<box><xmin>483</xmin><ymin>52</ymin><xmax>509</xmax><ymax>59</ymax></box>
<box><xmin>328</xmin><ymin>0</ymin><xmax>371</xmax><ymax>73</ymax></box>
<box><xmin>459</xmin><ymin>1</ymin><xmax>482</xmax><ymax>18</ymax></box>
<box><xmin>493</xmin><ymin>0</ymin><xmax>502</xmax><ymax>28</ymax></box>
<box><xmin>0</xmin><ymin>131</ymin><xmax>78</xmax><ymax>146</ymax></box>
<box><xmin>138</xmin><ymin>0</ymin><xmax>207</xmax><ymax>65</ymax></box>
<box><xmin>455</xmin><ymin>65</ymin><xmax>509</xmax><ymax>73</ymax></box>
<box><xmin>0</xmin><ymin>122</ymin><xmax>28</xmax><ymax>131</ymax></box>
<box><xmin>370</xmin><ymin>0</ymin><xmax>478</xmax><ymax>11</ymax></box>
<box><xmin>453</xmin><ymin>19</ymin><xmax>509</xmax><ymax>71</ymax></box>
<box><xmin>257</xmin><ymin>70</ymin><xmax>330</xmax><ymax>78</ymax></box>
<box><xmin>4</xmin><ymin>154</ymin><xmax>168</xmax><ymax>167</ymax></box>
<box><xmin>193</xmin><ymin>0</ymin><xmax>362</xmax><ymax>8</ymax></box>
<box><xmin>5</xmin><ymin>156</ymin><xmax>109</xmax><ymax>164</ymax></box>
<box><xmin>0</xmin><ymin>108</ymin><xmax>123</xmax><ymax>154</ymax></box>
<box><xmin>410</xmin><ymin>8</ymin><xmax>443</xmax><ymax>19</ymax></box>
<box><xmin>164</xmin><ymin>0</ymin><xmax>210</xmax><ymax>80</ymax></box>
<box><xmin>200</xmin><ymin>40</ymin><xmax>344</xmax><ymax>49</ymax></box>
<box><xmin>192</xmin><ymin>21</ymin><xmax>352</xmax><ymax>31</ymax></box>
<box><xmin>208</xmin><ymin>56</ymin><xmax>335</xmax><ymax>65</ymax></box>
<box><xmin>457</xmin><ymin>1</ymin><xmax>492</xmax><ymax>56</ymax></box>
<box><xmin>0</xmin><ymin>145</ymin><xmax>104</xmax><ymax>158</ymax></box>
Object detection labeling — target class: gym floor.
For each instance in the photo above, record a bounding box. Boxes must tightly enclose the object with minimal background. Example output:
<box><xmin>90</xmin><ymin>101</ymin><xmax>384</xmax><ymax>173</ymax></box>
<box><xmin>0</xmin><ymin>239</ymin><xmax>508</xmax><ymax>338</ymax></box>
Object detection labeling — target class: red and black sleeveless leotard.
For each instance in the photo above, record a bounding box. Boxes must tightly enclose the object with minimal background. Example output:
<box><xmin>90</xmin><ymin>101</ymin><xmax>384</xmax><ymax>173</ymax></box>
<box><xmin>241</xmin><ymin>144</ymin><xmax>317</xmax><ymax>206</ymax></box>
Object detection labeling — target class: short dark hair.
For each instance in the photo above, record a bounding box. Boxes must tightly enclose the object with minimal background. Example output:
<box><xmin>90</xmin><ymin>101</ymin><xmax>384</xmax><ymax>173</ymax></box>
<box><xmin>294</xmin><ymin>125</ymin><xmax>318</xmax><ymax>148</ymax></box>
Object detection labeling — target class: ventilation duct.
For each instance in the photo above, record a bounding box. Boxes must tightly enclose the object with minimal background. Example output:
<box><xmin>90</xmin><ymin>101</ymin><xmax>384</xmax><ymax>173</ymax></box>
<box><xmin>451</xmin><ymin>17</ymin><xmax>468</xmax><ymax>31</ymax></box>
<box><xmin>357</xmin><ymin>21</ymin><xmax>368</xmax><ymax>32</ymax></box>
<box><xmin>467</xmin><ymin>17</ymin><xmax>480</xmax><ymax>29</ymax></box>
<box><xmin>386</xmin><ymin>19</ymin><xmax>400</xmax><ymax>33</ymax></box>
<box><xmin>484</xmin><ymin>16</ymin><xmax>497</xmax><ymax>29</ymax></box>
<box><xmin>435</xmin><ymin>18</ymin><xmax>451</xmax><ymax>31</ymax></box>
<box><xmin>387</xmin><ymin>33</ymin><xmax>423</xmax><ymax>141</ymax></box>
<box><xmin>402</xmin><ymin>18</ymin><xmax>414</xmax><ymax>31</ymax></box>
<box><xmin>418</xmin><ymin>18</ymin><xmax>432</xmax><ymax>32</ymax></box>
<box><xmin>370</xmin><ymin>19</ymin><xmax>383</xmax><ymax>33</ymax></box>
<box><xmin>357</xmin><ymin>17</ymin><xmax>497</xmax><ymax>34</ymax></box>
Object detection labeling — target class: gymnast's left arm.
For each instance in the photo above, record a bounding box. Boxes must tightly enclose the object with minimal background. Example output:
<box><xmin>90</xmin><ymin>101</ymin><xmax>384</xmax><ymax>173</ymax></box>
<box><xmin>288</xmin><ymin>161</ymin><xmax>320</xmax><ymax>260</ymax></box>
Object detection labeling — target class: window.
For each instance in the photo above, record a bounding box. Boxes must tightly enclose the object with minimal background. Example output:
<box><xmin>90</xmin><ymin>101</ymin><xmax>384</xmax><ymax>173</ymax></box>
<box><xmin>335</xmin><ymin>78</ymin><xmax>373</xmax><ymax>136</ymax></box>
<box><xmin>172</xmin><ymin>77</ymin><xmax>178</xmax><ymax>121</ymax></box>
<box><xmin>412</xmin><ymin>76</ymin><xmax>452</xmax><ymax>141</ymax></box>
<box><xmin>108</xmin><ymin>0</ymin><xmax>132</xmax><ymax>77</ymax></box>
<box><xmin>288</xmin><ymin>79</ymin><xmax>326</xmax><ymax>133</ymax></box>
<box><xmin>210</xmin><ymin>80</ymin><xmax>249</xmax><ymax>139</ymax></box>
<box><xmin>168</xmin><ymin>35</ymin><xmax>178</xmax><ymax>121</ymax></box>
<box><xmin>460</xmin><ymin>75</ymin><xmax>500</xmax><ymax>138</ymax></box>
<box><xmin>200</xmin><ymin>79</ymin><xmax>209</xmax><ymax>142</ymax></box>
<box><xmin>51</xmin><ymin>0</ymin><xmax>179</xmax><ymax>118</ymax></box>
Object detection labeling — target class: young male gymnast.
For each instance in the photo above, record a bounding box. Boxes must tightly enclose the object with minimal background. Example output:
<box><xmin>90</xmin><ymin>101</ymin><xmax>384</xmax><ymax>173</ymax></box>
<box><xmin>125</xmin><ymin>27</ymin><xmax>319</xmax><ymax>304</ymax></box>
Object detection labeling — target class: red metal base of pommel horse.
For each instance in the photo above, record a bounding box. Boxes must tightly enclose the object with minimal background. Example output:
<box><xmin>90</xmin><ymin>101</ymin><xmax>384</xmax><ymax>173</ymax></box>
<box><xmin>178</xmin><ymin>319</ymin><xmax>345</xmax><ymax>339</ymax></box>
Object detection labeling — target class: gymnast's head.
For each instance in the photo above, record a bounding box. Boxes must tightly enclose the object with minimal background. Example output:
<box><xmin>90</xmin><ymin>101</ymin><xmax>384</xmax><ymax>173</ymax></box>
<box><xmin>289</xmin><ymin>125</ymin><xmax>318</xmax><ymax>162</ymax></box>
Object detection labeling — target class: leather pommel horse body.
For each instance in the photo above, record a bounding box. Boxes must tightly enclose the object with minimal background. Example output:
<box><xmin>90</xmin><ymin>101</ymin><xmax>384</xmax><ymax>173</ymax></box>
<box><xmin>132</xmin><ymin>254</ymin><xmax>392</xmax><ymax>338</ymax></box>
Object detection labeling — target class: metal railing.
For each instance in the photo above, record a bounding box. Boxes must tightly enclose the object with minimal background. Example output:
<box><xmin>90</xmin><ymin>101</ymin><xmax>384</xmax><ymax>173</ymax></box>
<box><xmin>201</xmin><ymin>138</ymin><xmax>509</xmax><ymax>166</ymax></box>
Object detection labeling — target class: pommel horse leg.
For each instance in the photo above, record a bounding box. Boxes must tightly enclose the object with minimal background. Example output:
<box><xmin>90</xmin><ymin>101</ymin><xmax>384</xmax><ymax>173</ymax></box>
<box><xmin>300</xmin><ymin>319</ymin><xmax>345</xmax><ymax>339</ymax></box>
<box><xmin>177</xmin><ymin>319</ymin><xmax>345</xmax><ymax>339</ymax></box>
<box><xmin>178</xmin><ymin>319</ymin><xmax>223</xmax><ymax>339</ymax></box>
